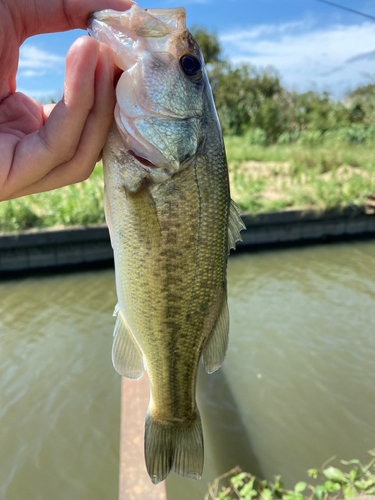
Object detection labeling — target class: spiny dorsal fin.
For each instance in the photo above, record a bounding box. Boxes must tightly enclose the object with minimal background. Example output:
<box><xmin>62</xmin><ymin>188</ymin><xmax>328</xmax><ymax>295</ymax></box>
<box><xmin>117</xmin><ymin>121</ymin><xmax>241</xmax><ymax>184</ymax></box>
<box><xmin>112</xmin><ymin>307</ymin><xmax>144</xmax><ymax>379</ymax></box>
<box><xmin>228</xmin><ymin>199</ymin><xmax>246</xmax><ymax>253</ymax></box>
<box><xmin>202</xmin><ymin>292</ymin><xmax>229</xmax><ymax>374</ymax></box>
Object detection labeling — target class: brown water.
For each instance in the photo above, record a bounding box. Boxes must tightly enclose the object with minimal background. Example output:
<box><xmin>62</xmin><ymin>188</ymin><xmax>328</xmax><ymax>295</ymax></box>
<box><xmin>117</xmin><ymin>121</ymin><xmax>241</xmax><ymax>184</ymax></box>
<box><xmin>1</xmin><ymin>241</ymin><xmax>375</xmax><ymax>500</ymax></box>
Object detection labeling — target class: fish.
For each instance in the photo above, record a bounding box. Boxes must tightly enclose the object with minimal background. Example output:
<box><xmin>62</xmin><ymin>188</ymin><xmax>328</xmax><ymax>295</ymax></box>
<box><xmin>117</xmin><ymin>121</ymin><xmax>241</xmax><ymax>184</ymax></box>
<box><xmin>88</xmin><ymin>4</ymin><xmax>245</xmax><ymax>484</ymax></box>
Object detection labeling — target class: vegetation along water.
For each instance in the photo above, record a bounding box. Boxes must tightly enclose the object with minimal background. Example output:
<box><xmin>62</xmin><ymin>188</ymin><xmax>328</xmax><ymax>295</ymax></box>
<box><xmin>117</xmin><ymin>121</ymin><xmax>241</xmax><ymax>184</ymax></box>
<box><xmin>1</xmin><ymin>28</ymin><xmax>375</xmax><ymax>232</ymax></box>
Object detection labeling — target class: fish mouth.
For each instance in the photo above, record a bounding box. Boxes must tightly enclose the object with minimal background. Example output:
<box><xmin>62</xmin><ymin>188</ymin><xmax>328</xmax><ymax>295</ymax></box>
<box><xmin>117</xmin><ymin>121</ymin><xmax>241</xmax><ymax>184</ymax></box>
<box><xmin>89</xmin><ymin>6</ymin><xmax>194</xmax><ymax>175</ymax></box>
<box><xmin>89</xmin><ymin>10</ymin><xmax>172</xmax><ymax>171</ymax></box>
<box><xmin>87</xmin><ymin>10</ymin><xmax>139</xmax><ymax>72</ymax></box>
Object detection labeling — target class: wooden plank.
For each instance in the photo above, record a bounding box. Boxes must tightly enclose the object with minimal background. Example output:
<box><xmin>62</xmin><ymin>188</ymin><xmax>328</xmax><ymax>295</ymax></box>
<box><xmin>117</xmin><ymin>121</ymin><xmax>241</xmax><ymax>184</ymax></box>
<box><xmin>119</xmin><ymin>375</ymin><xmax>167</xmax><ymax>500</ymax></box>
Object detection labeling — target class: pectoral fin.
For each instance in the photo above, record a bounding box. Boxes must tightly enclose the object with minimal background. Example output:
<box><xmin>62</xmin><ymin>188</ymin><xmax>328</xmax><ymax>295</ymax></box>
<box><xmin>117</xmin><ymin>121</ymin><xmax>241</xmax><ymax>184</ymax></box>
<box><xmin>228</xmin><ymin>199</ymin><xmax>246</xmax><ymax>253</ymax></box>
<box><xmin>103</xmin><ymin>186</ymin><xmax>114</xmax><ymax>248</ymax></box>
<box><xmin>112</xmin><ymin>307</ymin><xmax>144</xmax><ymax>379</ymax></box>
<box><xmin>202</xmin><ymin>293</ymin><xmax>230</xmax><ymax>374</ymax></box>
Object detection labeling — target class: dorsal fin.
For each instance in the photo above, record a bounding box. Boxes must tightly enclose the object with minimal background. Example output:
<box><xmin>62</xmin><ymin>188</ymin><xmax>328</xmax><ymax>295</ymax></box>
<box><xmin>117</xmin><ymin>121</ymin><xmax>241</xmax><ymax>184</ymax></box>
<box><xmin>228</xmin><ymin>199</ymin><xmax>246</xmax><ymax>253</ymax></box>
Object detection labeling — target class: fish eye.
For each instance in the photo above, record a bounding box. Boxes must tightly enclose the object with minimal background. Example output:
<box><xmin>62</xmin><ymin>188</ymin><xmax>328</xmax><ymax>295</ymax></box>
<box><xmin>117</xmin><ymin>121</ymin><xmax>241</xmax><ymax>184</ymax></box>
<box><xmin>180</xmin><ymin>54</ymin><xmax>202</xmax><ymax>78</ymax></box>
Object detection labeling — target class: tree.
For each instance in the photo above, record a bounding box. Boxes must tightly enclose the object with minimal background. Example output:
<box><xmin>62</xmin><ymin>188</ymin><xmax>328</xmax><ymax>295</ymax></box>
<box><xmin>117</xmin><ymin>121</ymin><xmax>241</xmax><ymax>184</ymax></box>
<box><xmin>190</xmin><ymin>25</ymin><xmax>222</xmax><ymax>64</ymax></box>
<box><xmin>346</xmin><ymin>84</ymin><xmax>375</xmax><ymax>124</ymax></box>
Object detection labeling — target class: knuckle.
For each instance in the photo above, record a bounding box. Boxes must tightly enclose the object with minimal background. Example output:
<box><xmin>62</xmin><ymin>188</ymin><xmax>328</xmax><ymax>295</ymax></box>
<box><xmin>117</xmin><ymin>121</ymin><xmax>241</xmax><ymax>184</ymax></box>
<box><xmin>64</xmin><ymin>89</ymin><xmax>94</xmax><ymax>116</ymax></box>
<box><xmin>39</xmin><ymin>127</ymin><xmax>77</xmax><ymax>164</ymax></box>
<box><xmin>69</xmin><ymin>159</ymin><xmax>95</xmax><ymax>184</ymax></box>
<box><xmin>38</xmin><ymin>128</ymin><xmax>54</xmax><ymax>156</ymax></box>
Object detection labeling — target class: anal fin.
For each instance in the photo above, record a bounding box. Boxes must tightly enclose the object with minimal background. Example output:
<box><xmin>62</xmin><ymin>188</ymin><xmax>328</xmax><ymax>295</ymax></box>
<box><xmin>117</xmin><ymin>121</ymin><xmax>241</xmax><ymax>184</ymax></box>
<box><xmin>112</xmin><ymin>307</ymin><xmax>144</xmax><ymax>379</ymax></box>
<box><xmin>228</xmin><ymin>199</ymin><xmax>246</xmax><ymax>253</ymax></box>
<box><xmin>202</xmin><ymin>292</ymin><xmax>230</xmax><ymax>374</ymax></box>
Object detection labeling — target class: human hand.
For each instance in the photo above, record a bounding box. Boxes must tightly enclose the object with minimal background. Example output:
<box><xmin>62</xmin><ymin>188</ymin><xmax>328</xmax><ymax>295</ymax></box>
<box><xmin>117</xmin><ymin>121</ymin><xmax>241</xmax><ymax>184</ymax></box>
<box><xmin>0</xmin><ymin>0</ymin><xmax>134</xmax><ymax>201</ymax></box>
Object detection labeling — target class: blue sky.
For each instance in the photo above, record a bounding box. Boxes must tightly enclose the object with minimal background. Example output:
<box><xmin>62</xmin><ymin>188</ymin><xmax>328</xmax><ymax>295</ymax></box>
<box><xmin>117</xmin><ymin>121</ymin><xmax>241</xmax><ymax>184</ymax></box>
<box><xmin>17</xmin><ymin>0</ymin><xmax>375</xmax><ymax>100</ymax></box>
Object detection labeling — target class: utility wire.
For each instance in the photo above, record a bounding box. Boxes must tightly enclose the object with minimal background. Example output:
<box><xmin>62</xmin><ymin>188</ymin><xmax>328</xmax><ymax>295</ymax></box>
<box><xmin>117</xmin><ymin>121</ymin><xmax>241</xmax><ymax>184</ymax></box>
<box><xmin>315</xmin><ymin>0</ymin><xmax>375</xmax><ymax>21</ymax></box>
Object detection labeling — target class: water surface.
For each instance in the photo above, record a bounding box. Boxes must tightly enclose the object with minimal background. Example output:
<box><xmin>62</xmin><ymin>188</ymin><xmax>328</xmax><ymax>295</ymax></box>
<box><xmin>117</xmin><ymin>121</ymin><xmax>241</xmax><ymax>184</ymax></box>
<box><xmin>1</xmin><ymin>241</ymin><xmax>375</xmax><ymax>499</ymax></box>
<box><xmin>0</xmin><ymin>273</ymin><xmax>121</xmax><ymax>500</ymax></box>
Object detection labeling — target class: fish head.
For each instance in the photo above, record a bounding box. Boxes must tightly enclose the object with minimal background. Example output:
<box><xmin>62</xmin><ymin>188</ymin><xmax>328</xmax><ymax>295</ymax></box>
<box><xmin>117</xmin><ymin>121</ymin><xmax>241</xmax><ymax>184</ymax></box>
<box><xmin>88</xmin><ymin>5</ymin><xmax>210</xmax><ymax>179</ymax></box>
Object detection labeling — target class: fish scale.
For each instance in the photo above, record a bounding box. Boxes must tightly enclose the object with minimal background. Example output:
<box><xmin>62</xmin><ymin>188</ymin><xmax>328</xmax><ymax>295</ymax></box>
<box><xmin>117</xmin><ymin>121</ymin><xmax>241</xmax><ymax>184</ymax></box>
<box><xmin>88</xmin><ymin>4</ymin><xmax>245</xmax><ymax>484</ymax></box>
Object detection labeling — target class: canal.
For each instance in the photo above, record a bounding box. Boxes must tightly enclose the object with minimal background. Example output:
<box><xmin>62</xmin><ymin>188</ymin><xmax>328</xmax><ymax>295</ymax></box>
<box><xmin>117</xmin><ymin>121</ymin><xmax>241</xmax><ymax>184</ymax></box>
<box><xmin>1</xmin><ymin>241</ymin><xmax>374</xmax><ymax>499</ymax></box>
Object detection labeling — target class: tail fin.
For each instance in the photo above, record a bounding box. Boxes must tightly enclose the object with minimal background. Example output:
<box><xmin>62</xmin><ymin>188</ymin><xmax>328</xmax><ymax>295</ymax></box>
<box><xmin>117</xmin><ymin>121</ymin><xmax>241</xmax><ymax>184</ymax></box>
<box><xmin>144</xmin><ymin>409</ymin><xmax>204</xmax><ymax>484</ymax></box>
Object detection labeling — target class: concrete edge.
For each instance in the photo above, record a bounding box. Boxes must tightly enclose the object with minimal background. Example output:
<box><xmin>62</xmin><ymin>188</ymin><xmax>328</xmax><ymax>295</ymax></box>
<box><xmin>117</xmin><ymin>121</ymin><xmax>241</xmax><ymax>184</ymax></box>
<box><xmin>1</xmin><ymin>207</ymin><xmax>375</xmax><ymax>276</ymax></box>
<box><xmin>241</xmin><ymin>205</ymin><xmax>368</xmax><ymax>227</ymax></box>
<box><xmin>0</xmin><ymin>206</ymin><xmax>369</xmax><ymax>248</ymax></box>
<box><xmin>120</xmin><ymin>376</ymin><xmax>167</xmax><ymax>499</ymax></box>
<box><xmin>0</xmin><ymin>224</ymin><xmax>109</xmax><ymax>249</ymax></box>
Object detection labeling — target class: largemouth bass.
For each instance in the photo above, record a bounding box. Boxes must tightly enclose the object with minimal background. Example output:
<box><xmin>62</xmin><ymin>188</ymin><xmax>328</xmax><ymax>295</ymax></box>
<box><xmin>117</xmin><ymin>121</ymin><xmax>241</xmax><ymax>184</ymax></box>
<box><xmin>88</xmin><ymin>4</ymin><xmax>245</xmax><ymax>484</ymax></box>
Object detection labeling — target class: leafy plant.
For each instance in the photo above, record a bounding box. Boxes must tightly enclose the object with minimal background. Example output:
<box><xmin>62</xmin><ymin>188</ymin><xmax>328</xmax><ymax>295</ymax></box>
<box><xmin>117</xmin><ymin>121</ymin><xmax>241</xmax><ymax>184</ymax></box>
<box><xmin>205</xmin><ymin>450</ymin><xmax>375</xmax><ymax>500</ymax></box>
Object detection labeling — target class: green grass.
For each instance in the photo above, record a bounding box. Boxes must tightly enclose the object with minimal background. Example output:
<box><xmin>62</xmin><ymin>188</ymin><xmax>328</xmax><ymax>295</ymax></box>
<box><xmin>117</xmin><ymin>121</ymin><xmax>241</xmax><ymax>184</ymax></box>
<box><xmin>225</xmin><ymin>137</ymin><xmax>375</xmax><ymax>213</ymax></box>
<box><xmin>225</xmin><ymin>136</ymin><xmax>375</xmax><ymax>169</ymax></box>
<box><xmin>0</xmin><ymin>165</ymin><xmax>105</xmax><ymax>232</ymax></box>
<box><xmin>1</xmin><ymin>136</ymin><xmax>375</xmax><ymax>232</ymax></box>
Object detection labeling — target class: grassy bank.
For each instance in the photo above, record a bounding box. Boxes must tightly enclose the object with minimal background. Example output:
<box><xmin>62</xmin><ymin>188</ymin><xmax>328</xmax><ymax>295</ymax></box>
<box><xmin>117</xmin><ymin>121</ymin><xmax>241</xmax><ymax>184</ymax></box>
<box><xmin>226</xmin><ymin>135</ymin><xmax>375</xmax><ymax>214</ymax></box>
<box><xmin>0</xmin><ymin>166</ymin><xmax>105</xmax><ymax>232</ymax></box>
<box><xmin>1</xmin><ymin>137</ymin><xmax>375</xmax><ymax>232</ymax></box>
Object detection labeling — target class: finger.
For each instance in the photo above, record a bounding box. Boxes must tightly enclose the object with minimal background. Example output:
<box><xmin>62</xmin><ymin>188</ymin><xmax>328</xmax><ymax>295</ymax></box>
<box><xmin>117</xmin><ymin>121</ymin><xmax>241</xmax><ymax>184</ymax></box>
<box><xmin>2</xmin><ymin>36</ymin><xmax>100</xmax><ymax>197</ymax></box>
<box><xmin>0</xmin><ymin>92</ymin><xmax>43</xmax><ymax>136</ymax></box>
<box><xmin>42</xmin><ymin>103</ymin><xmax>56</xmax><ymax>119</ymax></box>
<box><xmin>6</xmin><ymin>43</ymin><xmax>115</xmax><ymax>198</ymax></box>
<box><xmin>29</xmin><ymin>43</ymin><xmax>115</xmax><ymax>188</ymax></box>
<box><xmin>68</xmin><ymin>0</ymin><xmax>136</xmax><ymax>30</ymax></box>
<box><xmin>21</xmin><ymin>0</ymin><xmax>136</xmax><ymax>39</ymax></box>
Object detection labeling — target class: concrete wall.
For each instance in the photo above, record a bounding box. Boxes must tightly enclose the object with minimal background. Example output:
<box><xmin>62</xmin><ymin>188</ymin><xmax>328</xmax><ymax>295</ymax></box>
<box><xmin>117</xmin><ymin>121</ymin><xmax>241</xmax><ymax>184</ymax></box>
<box><xmin>0</xmin><ymin>225</ymin><xmax>112</xmax><ymax>276</ymax></box>
<box><xmin>1</xmin><ymin>207</ymin><xmax>375</xmax><ymax>276</ymax></box>
<box><xmin>238</xmin><ymin>206</ymin><xmax>375</xmax><ymax>250</ymax></box>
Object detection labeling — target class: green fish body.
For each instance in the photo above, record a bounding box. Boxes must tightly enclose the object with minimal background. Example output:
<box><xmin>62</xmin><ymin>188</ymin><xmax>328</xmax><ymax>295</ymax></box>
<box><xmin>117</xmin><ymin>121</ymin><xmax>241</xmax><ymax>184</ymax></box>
<box><xmin>88</xmin><ymin>5</ymin><xmax>245</xmax><ymax>484</ymax></box>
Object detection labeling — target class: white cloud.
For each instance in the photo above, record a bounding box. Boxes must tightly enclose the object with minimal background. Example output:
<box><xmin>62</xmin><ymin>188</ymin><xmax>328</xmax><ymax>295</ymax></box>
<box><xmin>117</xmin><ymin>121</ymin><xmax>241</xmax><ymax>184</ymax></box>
<box><xmin>19</xmin><ymin>46</ymin><xmax>64</xmax><ymax>71</ymax></box>
<box><xmin>19</xmin><ymin>70</ymin><xmax>46</xmax><ymax>78</ymax></box>
<box><xmin>164</xmin><ymin>0</ymin><xmax>212</xmax><ymax>4</ymax></box>
<box><xmin>16</xmin><ymin>88</ymin><xmax>62</xmax><ymax>101</ymax></box>
<box><xmin>221</xmin><ymin>19</ymin><xmax>313</xmax><ymax>42</ymax></box>
<box><xmin>166</xmin><ymin>0</ymin><xmax>212</xmax><ymax>3</ymax></box>
<box><xmin>220</xmin><ymin>19</ymin><xmax>375</xmax><ymax>96</ymax></box>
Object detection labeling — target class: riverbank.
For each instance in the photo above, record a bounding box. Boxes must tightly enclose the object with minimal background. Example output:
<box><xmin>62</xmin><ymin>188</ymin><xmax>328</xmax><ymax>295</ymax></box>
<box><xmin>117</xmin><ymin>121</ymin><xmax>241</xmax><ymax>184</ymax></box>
<box><xmin>225</xmin><ymin>137</ymin><xmax>375</xmax><ymax>214</ymax></box>
<box><xmin>1</xmin><ymin>206</ymin><xmax>375</xmax><ymax>276</ymax></box>
<box><xmin>1</xmin><ymin>139</ymin><xmax>375</xmax><ymax>233</ymax></box>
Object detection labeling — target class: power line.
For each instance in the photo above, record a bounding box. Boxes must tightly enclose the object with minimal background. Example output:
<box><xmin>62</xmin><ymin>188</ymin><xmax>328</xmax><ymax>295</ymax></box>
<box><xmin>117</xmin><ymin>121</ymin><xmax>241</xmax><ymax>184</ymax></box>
<box><xmin>315</xmin><ymin>0</ymin><xmax>375</xmax><ymax>21</ymax></box>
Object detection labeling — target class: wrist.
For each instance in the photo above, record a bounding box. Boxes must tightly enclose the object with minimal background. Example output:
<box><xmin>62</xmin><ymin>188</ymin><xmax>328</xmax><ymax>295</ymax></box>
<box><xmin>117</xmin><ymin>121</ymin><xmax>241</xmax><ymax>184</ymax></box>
<box><xmin>1</xmin><ymin>0</ymin><xmax>24</xmax><ymax>42</ymax></box>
